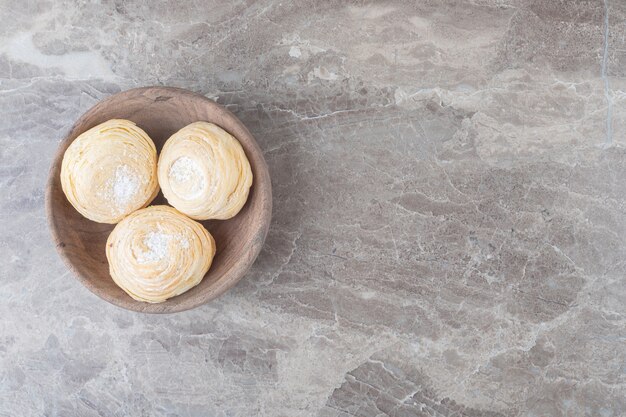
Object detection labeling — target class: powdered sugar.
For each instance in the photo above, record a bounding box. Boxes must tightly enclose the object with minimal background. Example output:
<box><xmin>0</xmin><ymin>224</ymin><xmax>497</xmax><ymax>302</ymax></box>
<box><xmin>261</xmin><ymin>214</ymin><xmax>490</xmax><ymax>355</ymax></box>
<box><xmin>96</xmin><ymin>164</ymin><xmax>141</xmax><ymax>213</ymax></box>
<box><xmin>136</xmin><ymin>231</ymin><xmax>171</xmax><ymax>264</ymax></box>
<box><xmin>136</xmin><ymin>231</ymin><xmax>190</xmax><ymax>264</ymax></box>
<box><xmin>169</xmin><ymin>157</ymin><xmax>204</xmax><ymax>198</ymax></box>
<box><xmin>169</xmin><ymin>156</ymin><xmax>197</xmax><ymax>182</ymax></box>
<box><xmin>112</xmin><ymin>165</ymin><xmax>139</xmax><ymax>207</ymax></box>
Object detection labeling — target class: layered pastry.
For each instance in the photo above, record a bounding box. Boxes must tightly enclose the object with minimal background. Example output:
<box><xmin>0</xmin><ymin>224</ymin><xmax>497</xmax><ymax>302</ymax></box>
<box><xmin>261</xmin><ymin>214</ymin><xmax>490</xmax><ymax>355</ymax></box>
<box><xmin>60</xmin><ymin>119</ymin><xmax>159</xmax><ymax>223</ymax></box>
<box><xmin>157</xmin><ymin>121</ymin><xmax>253</xmax><ymax>220</ymax></box>
<box><xmin>106</xmin><ymin>205</ymin><xmax>216</xmax><ymax>303</ymax></box>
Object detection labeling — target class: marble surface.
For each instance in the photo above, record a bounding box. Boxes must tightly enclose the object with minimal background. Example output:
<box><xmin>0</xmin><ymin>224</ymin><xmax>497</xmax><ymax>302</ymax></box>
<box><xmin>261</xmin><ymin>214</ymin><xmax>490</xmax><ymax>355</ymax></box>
<box><xmin>1</xmin><ymin>1</ymin><xmax>625</xmax><ymax>416</ymax></box>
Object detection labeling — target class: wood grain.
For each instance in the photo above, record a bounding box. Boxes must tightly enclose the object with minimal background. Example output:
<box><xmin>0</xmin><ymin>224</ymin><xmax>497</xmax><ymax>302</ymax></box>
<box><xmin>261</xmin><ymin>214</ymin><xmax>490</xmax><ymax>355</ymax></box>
<box><xmin>45</xmin><ymin>87</ymin><xmax>272</xmax><ymax>313</ymax></box>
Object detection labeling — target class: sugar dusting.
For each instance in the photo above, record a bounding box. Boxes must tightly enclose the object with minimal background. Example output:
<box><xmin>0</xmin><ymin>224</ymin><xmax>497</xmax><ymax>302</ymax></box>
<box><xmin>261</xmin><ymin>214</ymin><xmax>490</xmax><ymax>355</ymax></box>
<box><xmin>136</xmin><ymin>231</ymin><xmax>190</xmax><ymax>264</ymax></box>
<box><xmin>169</xmin><ymin>157</ymin><xmax>204</xmax><ymax>198</ymax></box>
<box><xmin>136</xmin><ymin>231</ymin><xmax>171</xmax><ymax>264</ymax></box>
<box><xmin>112</xmin><ymin>165</ymin><xmax>139</xmax><ymax>208</ymax></box>
<box><xmin>170</xmin><ymin>156</ymin><xmax>197</xmax><ymax>181</ymax></box>
<box><xmin>178</xmin><ymin>235</ymin><xmax>190</xmax><ymax>249</ymax></box>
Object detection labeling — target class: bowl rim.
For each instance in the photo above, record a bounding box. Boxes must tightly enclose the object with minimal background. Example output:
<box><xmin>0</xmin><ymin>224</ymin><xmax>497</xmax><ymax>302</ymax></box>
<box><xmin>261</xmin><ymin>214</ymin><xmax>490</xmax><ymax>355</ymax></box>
<box><xmin>45</xmin><ymin>86</ymin><xmax>272</xmax><ymax>313</ymax></box>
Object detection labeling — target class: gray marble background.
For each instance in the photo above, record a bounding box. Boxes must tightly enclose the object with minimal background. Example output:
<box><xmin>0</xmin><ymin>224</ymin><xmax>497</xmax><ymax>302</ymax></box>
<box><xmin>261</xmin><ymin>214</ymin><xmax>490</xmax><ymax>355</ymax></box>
<box><xmin>1</xmin><ymin>1</ymin><xmax>626</xmax><ymax>416</ymax></box>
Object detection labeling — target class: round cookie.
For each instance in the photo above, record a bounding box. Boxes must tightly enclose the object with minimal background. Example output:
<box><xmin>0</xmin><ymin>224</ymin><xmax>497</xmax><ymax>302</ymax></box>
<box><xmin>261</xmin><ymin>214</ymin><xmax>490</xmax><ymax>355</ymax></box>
<box><xmin>157</xmin><ymin>121</ymin><xmax>253</xmax><ymax>220</ymax></box>
<box><xmin>106</xmin><ymin>205</ymin><xmax>216</xmax><ymax>303</ymax></box>
<box><xmin>60</xmin><ymin>119</ymin><xmax>159</xmax><ymax>223</ymax></box>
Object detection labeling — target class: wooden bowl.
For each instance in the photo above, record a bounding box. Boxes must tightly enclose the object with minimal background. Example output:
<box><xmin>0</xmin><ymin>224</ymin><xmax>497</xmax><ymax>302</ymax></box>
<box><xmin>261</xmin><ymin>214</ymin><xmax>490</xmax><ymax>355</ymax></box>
<box><xmin>45</xmin><ymin>87</ymin><xmax>272</xmax><ymax>313</ymax></box>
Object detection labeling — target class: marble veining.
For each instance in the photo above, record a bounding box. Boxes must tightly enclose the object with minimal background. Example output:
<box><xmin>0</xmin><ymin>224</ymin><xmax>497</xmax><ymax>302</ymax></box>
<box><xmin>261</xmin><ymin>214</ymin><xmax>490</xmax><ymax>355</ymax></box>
<box><xmin>0</xmin><ymin>1</ymin><xmax>625</xmax><ymax>416</ymax></box>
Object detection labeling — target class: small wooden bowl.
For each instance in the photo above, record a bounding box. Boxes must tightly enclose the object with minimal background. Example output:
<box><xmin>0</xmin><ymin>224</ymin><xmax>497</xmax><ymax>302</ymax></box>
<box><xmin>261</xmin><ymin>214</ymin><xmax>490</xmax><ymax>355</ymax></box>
<box><xmin>45</xmin><ymin>87</ymin><xmax>272</xmax><ymax>313</ymax></box>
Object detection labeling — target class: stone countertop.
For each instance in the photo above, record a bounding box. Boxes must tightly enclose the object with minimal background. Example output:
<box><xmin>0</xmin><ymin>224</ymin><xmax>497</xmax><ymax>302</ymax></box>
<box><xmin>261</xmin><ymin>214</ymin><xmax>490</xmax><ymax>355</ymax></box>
<box><xmin>1</xmin><ymin>1</ymin><xmax>625</xmax><ymax>416</ymax></box>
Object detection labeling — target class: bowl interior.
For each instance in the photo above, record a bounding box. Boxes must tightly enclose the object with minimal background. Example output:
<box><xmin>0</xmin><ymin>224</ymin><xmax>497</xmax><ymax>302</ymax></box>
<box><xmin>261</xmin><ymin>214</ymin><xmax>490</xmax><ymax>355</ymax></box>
<box><xmin>46</xmin><ymin>87</ymin><xmax>271</xmax><ymax>313</ymax></box>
